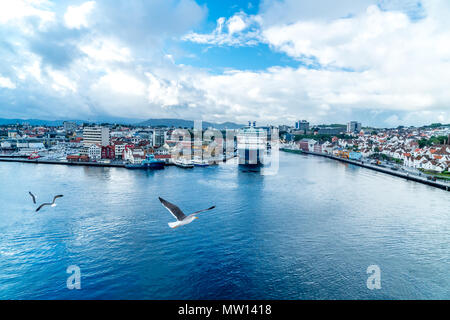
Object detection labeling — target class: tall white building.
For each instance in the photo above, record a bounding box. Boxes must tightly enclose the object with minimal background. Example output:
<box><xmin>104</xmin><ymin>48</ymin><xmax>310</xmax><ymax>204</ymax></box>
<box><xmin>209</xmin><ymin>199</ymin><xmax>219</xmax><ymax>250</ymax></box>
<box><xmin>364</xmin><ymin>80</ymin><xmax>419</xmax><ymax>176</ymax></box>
<box><xmin>295</xmin><ymin>120</ymin><xmax>309</xmax><ymax>132</ymax></box>
<box><xmin>347</xmin><ymin>121</ymin><xmax>362</xmax><ymax>133</ymax></box>
<box><xmin>83</xmin><ymin>126</ymin><xmax>110</xmax><ymax>146</ymax></box>
<box><xmin>152</xmin><ymin>128</ymin><xmax>165</xmax><ymax>147</ymax></box>
<box><xmin>63</xmin><ymin>121</ymin><xmax>77</xmax><ymax>133</ymax></box>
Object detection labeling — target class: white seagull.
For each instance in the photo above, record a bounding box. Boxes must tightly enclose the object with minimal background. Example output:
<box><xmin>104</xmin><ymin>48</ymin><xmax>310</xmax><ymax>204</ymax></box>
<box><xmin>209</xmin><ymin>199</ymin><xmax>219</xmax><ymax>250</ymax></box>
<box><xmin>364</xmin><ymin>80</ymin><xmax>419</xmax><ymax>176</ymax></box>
<box><xmin>158</xmin><ymin>197</ymin><xmax>215</xmax><ymax>229</ymax></box>
<box><xmin>28</xmin><ymin>191</ymin><xmax>36</xmax><ymax>204</ymax></box>
<box><xmin>36</xmin><ymin>195</ymin><xmax>64</xmax><ymax>212</ymax></box>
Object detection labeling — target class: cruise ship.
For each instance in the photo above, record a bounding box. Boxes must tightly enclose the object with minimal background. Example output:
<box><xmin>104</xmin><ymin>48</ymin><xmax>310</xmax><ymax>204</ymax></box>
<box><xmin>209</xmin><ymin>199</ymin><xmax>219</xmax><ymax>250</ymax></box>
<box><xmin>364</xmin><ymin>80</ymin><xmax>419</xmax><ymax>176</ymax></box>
<box><xmin>237</xmin><ymin>121</ymin><xmax>267</xmax><ymax>167</ymax></box>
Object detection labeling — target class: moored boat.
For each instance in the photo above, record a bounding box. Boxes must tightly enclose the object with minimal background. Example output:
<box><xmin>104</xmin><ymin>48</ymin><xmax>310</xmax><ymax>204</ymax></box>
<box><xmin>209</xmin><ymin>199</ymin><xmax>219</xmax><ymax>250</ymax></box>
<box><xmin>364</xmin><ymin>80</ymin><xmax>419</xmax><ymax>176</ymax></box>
<box><xmin>193</xmin><ymin>158</ymin><xmax>209</xmax><ymax>167</ymax></box>
<box><xmin>142</xmin><ymin>154</ymin><xmax>165</xmax><ymax>170</ymax></box>
<box><xmin>174</xmin><ymin>159</ymin><xmax>194</xmax><ymax>168</ymax></box>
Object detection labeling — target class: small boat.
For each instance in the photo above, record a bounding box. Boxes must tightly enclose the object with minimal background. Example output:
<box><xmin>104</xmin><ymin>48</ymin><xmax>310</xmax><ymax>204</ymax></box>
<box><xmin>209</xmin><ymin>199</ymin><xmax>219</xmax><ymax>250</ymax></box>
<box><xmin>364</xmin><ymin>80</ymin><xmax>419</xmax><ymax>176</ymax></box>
<box><xmin>142</xmin><ymin>154</ymin><xmax>165</xmax><ymax>170</ymax></box>
<box><xmin>174</xmin><ymin>159</ymin><xmax>194</xmax><ymax>168</ymax></box>
<box><xmin>193</xmin><ymin>158</ymin><xmax>209</xmax><ymax>167</ymax></box>
<box><xmin>28</xmin><ymin>153</ymin><xmax>41</xmax><ymax>160</ymax></box>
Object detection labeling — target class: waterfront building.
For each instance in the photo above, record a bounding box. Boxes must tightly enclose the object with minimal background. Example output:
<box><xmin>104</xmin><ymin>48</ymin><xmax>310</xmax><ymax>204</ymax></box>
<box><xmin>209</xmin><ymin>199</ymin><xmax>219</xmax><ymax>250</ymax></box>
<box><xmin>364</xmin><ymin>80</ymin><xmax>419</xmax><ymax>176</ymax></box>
<box><xmin>313</xmin><ymin>144</ymin><xmax>322</xmax><ymax>153</ymax></box>
<box><xmin>66</xmin><ymin>154</ymin><xmax>89</xmax><ymax>162</ymax></box>
<box><xmin>322</xmin><ymin>142</ymin><xmax>335</xmax><ymax>154</ymax></box>
<box><xmin>113</xmin><ymin>141</ymin><xmax>126</xmax><ymax>159</ymax></box>
<box><xmin>83</xmin><ymin>126</ymin><xmax>110</xmax><ymax>146</ymax></box>
<box><xmin>154</xmin><ymin>154</ymin><xmax>172</xmax><ymax>164</ymax></box>
<box><xmin>123</xmin><ymin>145</ymin><xmax>145</xmax><ymax>164</ymax></box>
<box><xmin>298</xmin><ymin>139</ymin><xmax>317</xmax><ymax>152</ymax></box>
<box><xmin>88</xmin><ymin>144</ymin><xmax>102</xmax><ymax>160</ymax></box>
<box><xmin>28</xmin><ymin>142</ymin><xmax>45</xmax><ymax>150</ymax></box>
<box><xmin>101</xmin><ymin>145</ymin><xmax>115</xmax><ymax>159</ymax></box>
<box><xmin>349</xmin><ymin>151</ymin><xmax>362</xmax><ymax>160</ymax></box>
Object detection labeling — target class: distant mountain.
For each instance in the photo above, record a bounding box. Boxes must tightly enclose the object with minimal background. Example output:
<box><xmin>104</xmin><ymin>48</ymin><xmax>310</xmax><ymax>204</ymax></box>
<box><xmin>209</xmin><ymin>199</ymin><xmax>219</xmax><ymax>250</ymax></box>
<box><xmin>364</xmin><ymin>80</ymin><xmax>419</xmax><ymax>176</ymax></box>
<box><xmin>0</xmin><ymin>117</ymin><xmax>245</xmax><ymax>129</ymax></box>
<box><xmin>136</xmin><ymin>118</ymin><xmax>245</xmax><ymax>129</ymax></box>
<box><xmin>0</xmin><ymin>118</ymin><xmax>83</xmax><ymax>126</ymax></box>
<box><xmin>0</xmin><ymin>117</ymin><xmax>142</xmax><ymax>126</ymax></box>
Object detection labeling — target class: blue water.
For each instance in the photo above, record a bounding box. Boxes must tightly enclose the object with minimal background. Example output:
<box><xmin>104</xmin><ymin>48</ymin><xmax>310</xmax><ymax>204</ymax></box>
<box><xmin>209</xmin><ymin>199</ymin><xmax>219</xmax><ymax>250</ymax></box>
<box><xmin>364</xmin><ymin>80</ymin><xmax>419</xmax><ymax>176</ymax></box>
<box><xmin>0</xmin><ymin>153</ymin><xmax>449</xmax><ymax>299</ymax></box>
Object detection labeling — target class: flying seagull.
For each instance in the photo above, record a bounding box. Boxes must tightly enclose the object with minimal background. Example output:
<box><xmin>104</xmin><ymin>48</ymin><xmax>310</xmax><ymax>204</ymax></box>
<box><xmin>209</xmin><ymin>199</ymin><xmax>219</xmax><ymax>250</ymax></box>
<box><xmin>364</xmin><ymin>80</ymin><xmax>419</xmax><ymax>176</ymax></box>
<box><xmin>36</xmin><ymin>195</ymin><xmax>64</xmax><ymax>212</ymax></box>
<box><xmin>28</xmin><ymin>191</ymin><xmax>36</xmax><ymax>204</ymax></box>
<box><xmin>158</xmin><ymin>197</ymin><xmax>215</xmax><ymax>229</ymax></box>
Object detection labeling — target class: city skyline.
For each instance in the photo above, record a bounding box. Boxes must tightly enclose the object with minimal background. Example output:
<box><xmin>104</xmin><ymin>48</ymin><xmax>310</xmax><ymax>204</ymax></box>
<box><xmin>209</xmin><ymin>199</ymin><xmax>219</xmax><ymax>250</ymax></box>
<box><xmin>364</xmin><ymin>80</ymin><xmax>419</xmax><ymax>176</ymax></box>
<box><xmin>0</xmin><ymin>115</ymin><xmax>449</xmax><ymax>130</ymax></box>
<box><xmin>0</xmin><ymin>0</ymin><xmax>449</xmax><ymax>127</ymax></box>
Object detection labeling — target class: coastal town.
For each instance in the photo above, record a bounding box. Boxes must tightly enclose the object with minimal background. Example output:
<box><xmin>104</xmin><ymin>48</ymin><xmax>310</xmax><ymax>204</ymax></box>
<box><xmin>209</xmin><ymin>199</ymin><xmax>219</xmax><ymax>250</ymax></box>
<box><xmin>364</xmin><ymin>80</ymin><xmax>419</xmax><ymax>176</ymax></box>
<box><xmin>0</xmin><ymin>119</ymin><xmax>449</xmax><ymax>183</ymax></box>
<box><xmin>281</xmin><ymin>120</ymin><xmax>450</xmax><ymax>179</ymax></box>
<box><xmin>0</xmin><ymin>120</ymin><xmax>241</xmax><ymax>169</ymax></box>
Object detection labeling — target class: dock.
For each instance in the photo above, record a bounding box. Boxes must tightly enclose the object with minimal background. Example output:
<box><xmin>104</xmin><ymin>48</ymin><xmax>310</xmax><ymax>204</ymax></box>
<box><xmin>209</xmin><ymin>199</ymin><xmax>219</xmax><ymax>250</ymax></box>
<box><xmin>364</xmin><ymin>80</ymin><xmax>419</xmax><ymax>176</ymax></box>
<box><xmin>0</xmin><ymin>157</ymin><xmax>125</xmax><ymax>168</ymax></box>
<box><xmin>281</xmin><ymin>148</ymin><xmax>450</xmax><ymax>192</ymax></box>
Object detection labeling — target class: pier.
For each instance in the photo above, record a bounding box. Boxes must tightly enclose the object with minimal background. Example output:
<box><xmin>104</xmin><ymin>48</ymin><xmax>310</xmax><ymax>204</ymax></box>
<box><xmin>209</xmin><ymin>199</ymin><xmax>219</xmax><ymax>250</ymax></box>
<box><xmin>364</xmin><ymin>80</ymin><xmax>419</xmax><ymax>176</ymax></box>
<box><xmin>0</xmin><ymin>157</ymin><xmax>125</xmax><ymax>168</ymax></box>
<box><xmin>281</xmin><ymin>148</ymin><xmax>450</xmax><ymax>192</ymax></box>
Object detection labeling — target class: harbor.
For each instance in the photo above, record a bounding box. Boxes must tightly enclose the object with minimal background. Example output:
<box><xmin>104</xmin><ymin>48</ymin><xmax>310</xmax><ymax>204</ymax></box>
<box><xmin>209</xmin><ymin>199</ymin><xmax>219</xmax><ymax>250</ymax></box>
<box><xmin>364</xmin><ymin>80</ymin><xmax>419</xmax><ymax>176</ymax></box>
<box><xmin>0</xmin><ymin>152</ymin><xmax>237</xmax><ymax>169</ymax></box>
<box><xmin>282</xmin><ymin>148</ymin><xmax>450</xmax><ymax>192</ymax></box>
<box><xmin>1</xmin><ymin>151</ymin><xmax>449</xmax><ymax>299</ymax></box>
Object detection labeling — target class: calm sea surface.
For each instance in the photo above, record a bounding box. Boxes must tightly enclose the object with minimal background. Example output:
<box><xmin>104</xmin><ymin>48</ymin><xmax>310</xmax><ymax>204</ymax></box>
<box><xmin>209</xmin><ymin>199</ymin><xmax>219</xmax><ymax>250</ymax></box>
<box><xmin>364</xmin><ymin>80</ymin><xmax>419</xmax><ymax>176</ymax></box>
<box><xmin>0</xmin><ymin>152</ymin><xmax>449</xmax><ymax>299</ymax></box>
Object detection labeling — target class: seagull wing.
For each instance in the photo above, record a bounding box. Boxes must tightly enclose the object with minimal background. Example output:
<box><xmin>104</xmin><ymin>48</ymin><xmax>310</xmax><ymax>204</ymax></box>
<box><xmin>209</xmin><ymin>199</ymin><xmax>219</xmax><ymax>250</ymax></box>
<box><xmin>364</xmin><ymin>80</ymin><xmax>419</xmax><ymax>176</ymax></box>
<box><xmin>29</xmin><ymin>192</ymin><xmax>36</xmax><ymax>204</ymax></box>
<box><xmin>53</xmin><ymin>195</ymin><xmax>64</xmax><ymax>203</ymax></box>
<box><xmin>189</xmin><ymin>206</ymin><xmax>216</xmax><ymax>216</ymax></box>
<box><xmin>159</xmin><ymin>197</ymin><xmax>186</xmax><ymax>221</ymax></box>
<box><xmin>36</xmin><ymin>203</ymin><xmax>51</xmax><ymax>212</ymax></box>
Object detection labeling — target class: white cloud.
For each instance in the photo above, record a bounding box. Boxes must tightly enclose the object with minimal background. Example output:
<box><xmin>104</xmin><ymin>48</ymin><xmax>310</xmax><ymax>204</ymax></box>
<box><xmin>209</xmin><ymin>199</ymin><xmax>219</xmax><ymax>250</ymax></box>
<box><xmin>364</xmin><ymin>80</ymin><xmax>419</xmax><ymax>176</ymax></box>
<box><xmin>259</xmin><ymin>0</ymin><xmax>377</xmax><ymax>24</ymax></box>
<box><xmin>0</xmin><ymin>76</ymin><xmax>16</xmax><ymax>89</ymax></box>
<box><xmin>79</xmin><ymin>38</ymin><xmax>131</xmax><ymax>63</ymax></box>
<box><xmin>15</xmin><ymin>54</ymin><xmax>44</xmax><ymax>83</ymax></box>
<box><xmin>64</xmin><ymin>1</ymin><xmax>96</xmax><ymax>29</ymax></box>
<box><xmin>227</xmin><ymin>15</ymin><xmax>247</xmax><ymax>35</ymax></box>
<box><xmin>182</xmin><ymin>12</ymin><xmax>261</xmax><ymax>46</ymax></box>
<box><xmin>146</xmin><ymin>72</ymin><xmax>181</xmax><ymax>107</ymax></box>
<box><xmin>2</xmin><ymin>0</ymin><xmax>450</xmax><ymax>126</ymax></box>
<box><xmin>262</xmin><ymin>5</ymin><xmax>416</xmax><ymax>68</ymax></box>
<box><xmin>95</xmin><ymin>70</ymin><xmax>146</xmax><ymax>96</ymax></box>
<box><xmin>0</xmin><ymin>0</ymin><xmax>55</xmax><ymax>31</ymax></box>
<box><xmin>47</xmin><ymin>68</ymin><xmax>77</xmax><ymax>93</ymax></box>
<box><xmin>177</xmin><ymin>0</ymin><xmax>450</xmax><ymax>125</ymax></box>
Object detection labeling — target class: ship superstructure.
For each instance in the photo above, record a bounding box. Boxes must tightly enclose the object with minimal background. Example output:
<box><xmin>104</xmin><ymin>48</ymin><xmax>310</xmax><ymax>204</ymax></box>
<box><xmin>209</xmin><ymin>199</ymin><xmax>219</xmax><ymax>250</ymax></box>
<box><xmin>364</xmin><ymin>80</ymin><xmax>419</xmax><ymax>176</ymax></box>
<box><xmin>237</xmin><ymin>121</ymin><xmax>267</xmax><ymax>166</ymax></box>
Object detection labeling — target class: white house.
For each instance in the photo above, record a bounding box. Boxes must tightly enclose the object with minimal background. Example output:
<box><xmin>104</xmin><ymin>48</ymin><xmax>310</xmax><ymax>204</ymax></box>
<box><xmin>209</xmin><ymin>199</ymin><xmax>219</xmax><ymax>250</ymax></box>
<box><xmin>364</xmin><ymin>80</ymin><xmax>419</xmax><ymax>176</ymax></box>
<box><xmin>88</xmin><ymin>144</ymin><xmax>101</xmax><ymax>160</ymax></box>
<box><xmin>124</xmin><ymin>146</ymin><xmax>145</xmax><ymax>164</ymax></box>
<box><xmin>114</xmin><ymin>143</ymin><xmax>126</xmax><ymax>159</ymax></box>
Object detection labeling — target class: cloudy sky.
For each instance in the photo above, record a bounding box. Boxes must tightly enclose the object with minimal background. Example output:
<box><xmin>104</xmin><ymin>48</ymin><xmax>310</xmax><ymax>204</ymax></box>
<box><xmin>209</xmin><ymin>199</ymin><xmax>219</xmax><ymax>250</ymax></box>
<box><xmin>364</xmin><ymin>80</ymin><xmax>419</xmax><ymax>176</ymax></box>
<box><xmin>0</xmin><ymin>0</ymin><xmax>449</xmax><ymax>126</ymax></box>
